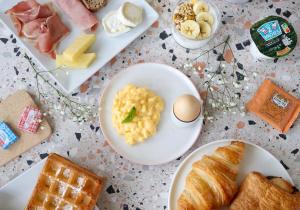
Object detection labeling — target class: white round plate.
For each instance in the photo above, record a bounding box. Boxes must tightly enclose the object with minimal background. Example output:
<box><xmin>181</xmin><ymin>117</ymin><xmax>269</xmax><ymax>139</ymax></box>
<box><xmin>168</xmin><ymin>139</ymin><xmax>293</xmax><ymax>210</ymax></box>
<box><xmin>99</xmin><ymin>63</ymin><xmax>203</xmax><ymax>165</ymax></box>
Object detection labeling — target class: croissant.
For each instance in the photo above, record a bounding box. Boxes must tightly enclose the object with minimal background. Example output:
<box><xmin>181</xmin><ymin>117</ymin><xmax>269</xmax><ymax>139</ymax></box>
<box><xmin>230</xmin><ymin>172</ymin><xmax>300</xmax><ymax>210</ymax></box>
<box><xmin>177</xmin><ymin>141</ymin><xmax>245</xmax><ymax>210</ymax></box>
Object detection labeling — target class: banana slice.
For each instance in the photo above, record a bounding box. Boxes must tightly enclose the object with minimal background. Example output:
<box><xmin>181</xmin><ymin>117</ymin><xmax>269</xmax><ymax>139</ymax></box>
<box><xmin>180</xmin><ymin>20</ymin><xmax>200</xmax><ymax>39</ymax></box>
<box><xmin>193</xmin><ymin>1</ymin><xmax>209</xmax><ymax>14</ymax></box>
<box><xmin>196</xmin><ymin>12</ymin><xmax>214</xmax><ymax>26</ymax></box>
<box><xmin>198</xmin><ymin>21</ymin><xmax>211</xmax><ymax>39</ymax></box>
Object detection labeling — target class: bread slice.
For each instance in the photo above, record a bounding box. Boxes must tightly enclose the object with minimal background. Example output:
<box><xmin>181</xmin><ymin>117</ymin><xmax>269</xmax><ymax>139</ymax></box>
<box><xmin>81</xmin><ymin>0</ymin><xmax>107</xmax><ymax>12</ymax></box>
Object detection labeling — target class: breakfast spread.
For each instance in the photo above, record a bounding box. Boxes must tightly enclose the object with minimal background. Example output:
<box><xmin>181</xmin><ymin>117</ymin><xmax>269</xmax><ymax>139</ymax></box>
<box><xmin>246</xmin><ymin>79</ymin><xmax>300</xmax><ymax>133</ymax></box>
<box><xmin>18</xmin><ymin>106</ymin><xmax>42</xmax><ymax>133</ymax></box>
<box><xmin>112</xmin><ymin>84</ymin><xmax>164</xmax><ymax>145</ymax></box>
<box><xmin>177</xmin><ymin>141</ymin><xmax>245</xmax><ymax>210</ymax></box>
<box><xmin>25</xmin><ymin>153</ymin><xmax>104</xmax><ymax>210</ymax></box>
<box><xmin>6</xmin><ymin>0</ymin><xmax>69</xmax><ymax>58</ymax></box>
<box><xmin>53</xmin><ymin>0</ymin><xmax>99</xmax><ymax>31</ymax></box>
<box><xmin>250</xmin><ymin>16</ymin><xmax>297</xmax><ymax>60</ymax></box>
<box><xmin>1</xmin><ymin>0</ymin><xmax>300</xmax><ymax>209</ymax></box>
<box><xmin>103</xmin><ymin>2</ymin><xmax>143</xmax><ymax>37</ymax></box>
<box><xmin>0</xmin><ymin>121</ymin><xmax>19</xmax><ymax>149</ymax></box>
<box><xmin>229</xmin><ymin>172</ymin><xmax>300</xmax><ymax>210</ymax></box>
<box><xmin>56</xmin><ymin>33</ymin><xmax>96</xmax><ymax>68</ymax></box>
<box><xmin>173</xmin><ymin>94</ymin><xmax>201</xmax><ymax>123</ymax></box>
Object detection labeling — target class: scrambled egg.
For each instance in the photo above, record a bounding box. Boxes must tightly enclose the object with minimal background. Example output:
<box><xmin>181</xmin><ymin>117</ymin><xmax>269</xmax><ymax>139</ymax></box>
<box><xmin>112</xmin><ymin>84</ymin><xmax>164</xmax><ymax>145</ymax></box>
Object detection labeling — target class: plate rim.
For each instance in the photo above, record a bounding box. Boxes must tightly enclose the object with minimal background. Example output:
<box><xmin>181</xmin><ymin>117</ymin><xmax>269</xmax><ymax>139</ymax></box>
<box><xmin>0</xmin><ymin>0</ymin><xmax>159</xmax><ymax>94</ymax></box>
<box><xmin>0</xmin><ymin>158</ymin><xmax>47</xmax><ymax>191</ymax></box>
<box><xmin>98</xmin><ymin>62</ymin><xmax>204</xmax><ymax>165</ymax></box>
<box><xmin>167</xmin><ymin>139</ymin><xmax>294</xmax><ymax>209</ymax></box>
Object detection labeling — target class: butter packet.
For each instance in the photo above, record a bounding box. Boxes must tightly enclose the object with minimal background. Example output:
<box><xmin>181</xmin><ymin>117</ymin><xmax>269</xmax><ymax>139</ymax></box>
<box><xmin>0</xmin><ymin>121</ymin><xmax>18</xmax><ymax>149</ymax></box>
<box><xmin>246</xmin><ymin>79</ymin><xmax>300</xmax><ymax>133</ymax></box>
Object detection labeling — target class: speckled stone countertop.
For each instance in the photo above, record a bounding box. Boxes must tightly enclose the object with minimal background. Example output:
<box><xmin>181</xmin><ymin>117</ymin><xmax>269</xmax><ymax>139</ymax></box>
<box><xmin>0</xmin><ymin>0</ymin><xmax>300</xmax><ymax>209</ymax></box>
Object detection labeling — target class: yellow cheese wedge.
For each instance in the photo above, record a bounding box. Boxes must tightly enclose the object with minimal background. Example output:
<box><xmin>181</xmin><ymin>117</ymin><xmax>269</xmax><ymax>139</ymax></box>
<box><xmin>56</xmin><ymin>53</ymin><xmax>96</xmax><ymax>68</ymax></box>
<box><xmin>63</xmin><ymin>34</ymin><xmax>96</xmax><ymax>61</ymax></box>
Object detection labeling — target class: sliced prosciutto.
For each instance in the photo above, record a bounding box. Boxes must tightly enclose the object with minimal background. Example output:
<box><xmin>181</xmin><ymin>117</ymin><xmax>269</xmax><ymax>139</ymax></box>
<box><xmin>5</xmin><ymin>0</ymin><xmax>69</xmax><ymax>58</ymax></box>
<box><xmin>35</xmin><ymin>14</ymin><xmax>69</xmax><ymax>54</ymax></box>
<box><xmin>53</xmin><ymin>0</ymin><xmax>99</xmax><ymax>31</ymax></box>
<box><xmin>13</xmin><ymin>4</ymin><xmax>53</xmax><ymax>24</ymax></box>
<box><xmin>22</xmin><ymin>18</ymin><xmax>47</xmax><ymax>39</ymax></box>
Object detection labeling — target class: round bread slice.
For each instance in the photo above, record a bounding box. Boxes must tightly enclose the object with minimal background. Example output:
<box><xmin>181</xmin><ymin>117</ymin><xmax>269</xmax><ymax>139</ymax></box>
<box><xmin>81</xmin><ymin>0</ymin><xmax>107</xmax><ymax>12</ymax></box>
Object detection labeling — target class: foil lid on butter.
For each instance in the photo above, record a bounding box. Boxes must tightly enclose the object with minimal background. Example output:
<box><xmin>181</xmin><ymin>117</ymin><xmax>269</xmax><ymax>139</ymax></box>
<box><xmin>250</xmin><ymin>16</ymin><xmax>297</xmax><ymax>58</ymax></box>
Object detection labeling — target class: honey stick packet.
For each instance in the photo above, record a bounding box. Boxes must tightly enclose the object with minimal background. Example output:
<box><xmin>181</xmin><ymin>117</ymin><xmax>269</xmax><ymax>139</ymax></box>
<box><xmin>246</xmin><ymin>79</ymin><xmax>300</xmax><ymax>133</ymax></box>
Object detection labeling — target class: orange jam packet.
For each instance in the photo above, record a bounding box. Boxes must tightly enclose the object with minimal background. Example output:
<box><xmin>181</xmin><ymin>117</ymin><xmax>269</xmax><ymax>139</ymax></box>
<box><xmin>246</xmin><ymin>79</ymin><xmax>300</xmax><ymax>133</ymax></box>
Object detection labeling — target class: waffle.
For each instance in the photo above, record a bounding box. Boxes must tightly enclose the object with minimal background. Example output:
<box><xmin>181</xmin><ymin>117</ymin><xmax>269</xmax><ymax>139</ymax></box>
<box><xmin>26</xmin><ymin>153</ymin><xmax>104</xmax><ymax>210</ymax></box>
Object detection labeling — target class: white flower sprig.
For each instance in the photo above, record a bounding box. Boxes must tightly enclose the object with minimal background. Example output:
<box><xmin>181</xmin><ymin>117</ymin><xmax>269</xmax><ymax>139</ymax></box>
<box><xmin>24</xmin><ymin>54</ymin><xmax>97</xmax><ymax>123</ymax></box>
<box><xmin>182</xmin><ymin>36</ymin><xmax>251</xmax><ymax>120</ymax></box>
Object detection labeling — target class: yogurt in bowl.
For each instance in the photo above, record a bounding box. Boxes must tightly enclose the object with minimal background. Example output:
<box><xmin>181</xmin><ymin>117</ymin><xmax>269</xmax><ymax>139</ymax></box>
<box><xmin>172</xmin><ymin>0</ymin><xmax>220</xmax><ymax>49</ymax></box>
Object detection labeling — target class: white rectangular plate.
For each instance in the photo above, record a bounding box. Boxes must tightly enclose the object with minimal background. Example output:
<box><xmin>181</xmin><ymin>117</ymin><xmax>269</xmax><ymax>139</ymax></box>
<box><xmin>0</xmin><ymin>158</ymin><xmax>100</xmax><ymax>209</ymax></box>
<box><xmin>0</xmin><ymin>0</ymin><xmax>158</xmax><ymax>93</ymax></box>
<box><xmin>0</xmin><ymin>159</ymin><xmax>46</xmax><ymax>209</ymax></box>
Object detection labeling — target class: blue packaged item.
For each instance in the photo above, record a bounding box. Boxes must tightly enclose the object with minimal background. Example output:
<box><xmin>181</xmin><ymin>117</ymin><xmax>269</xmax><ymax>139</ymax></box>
<box><xmin>0</xmin><ymin>121</ymin><xmax>18</xmax><ymax>149</ymax></box>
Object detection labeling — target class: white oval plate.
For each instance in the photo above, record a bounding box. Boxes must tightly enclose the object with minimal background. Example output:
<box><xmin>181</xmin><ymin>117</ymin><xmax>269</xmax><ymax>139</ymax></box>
<box><xmin>168</xmin><ymin>139</ymin><xmax>293</xmax><ymax>210</ymax></box>
<box><xmin>99</xmin><ymin>63</ymin><xmax>204</xmax><ymax>165</ymax></box>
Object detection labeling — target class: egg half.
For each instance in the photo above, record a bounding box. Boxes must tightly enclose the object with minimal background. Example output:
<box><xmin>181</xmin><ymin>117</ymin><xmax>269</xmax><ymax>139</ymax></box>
<box><xmin>173</xmin><ymin>94</ymin><xmax>201</xmax><ymax>122</ymax></box>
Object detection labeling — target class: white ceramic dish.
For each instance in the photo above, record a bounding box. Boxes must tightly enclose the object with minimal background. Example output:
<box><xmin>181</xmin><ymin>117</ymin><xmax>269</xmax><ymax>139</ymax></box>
<box><xmin>0</xmin><ymin>0</ymin><xmax>158</xmax><ymax>94</ymax></box>
<box><xmin>0</xmin><ymin>158</ymin><xmax>100</xmax><ymax>210</ymax></box>
<box><xmin>99</xmin><ymin>63</ymin><xmax>204</xmax><ymax>165</ymax></box>
<box><xmin>168</xmin><ymin>139</ymin><xmax>293</xmax><ymax>210</ymax></box>
<box><xmin>172</xmin><ymin>0</ymin><xmax>221</xmax><ymax>49</ymax></box>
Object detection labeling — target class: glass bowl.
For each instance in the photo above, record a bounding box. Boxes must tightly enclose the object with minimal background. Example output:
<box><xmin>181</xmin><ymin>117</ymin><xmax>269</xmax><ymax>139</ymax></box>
<box><xmin>171</xmin><ymin>0</ymin><xmax>221</xmax><ymax>49</ymax></box>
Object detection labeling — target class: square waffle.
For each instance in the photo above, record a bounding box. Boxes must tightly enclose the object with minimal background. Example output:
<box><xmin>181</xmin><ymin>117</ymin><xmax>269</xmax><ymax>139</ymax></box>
<box><xmin>26</xmin><ymin>153</ymin><xmax>104</xmax><ymax>210</ymax></box>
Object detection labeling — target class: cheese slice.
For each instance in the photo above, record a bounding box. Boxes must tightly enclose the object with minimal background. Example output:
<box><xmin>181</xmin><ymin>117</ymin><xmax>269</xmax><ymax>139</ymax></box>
<box><xmin>56</xmin><ymin>53</ymin><xmax>96</xmax><ymax>68</ymax></box>
<box><xmin>63</xmin><ymin>34</ymin><xmax>96</xmax><ymax>61</ymax></box>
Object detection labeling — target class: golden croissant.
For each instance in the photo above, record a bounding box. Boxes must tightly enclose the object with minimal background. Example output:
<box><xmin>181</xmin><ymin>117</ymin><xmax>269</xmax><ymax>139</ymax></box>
<box><xmin>177</xmin><ymin>141</ymin><xmax>245</xmax><ymax>210</ymax></box>
<box><xmin>230</xmin><ymin>172</ymin><xmax>300</xmax><ymax>210</ymax></box>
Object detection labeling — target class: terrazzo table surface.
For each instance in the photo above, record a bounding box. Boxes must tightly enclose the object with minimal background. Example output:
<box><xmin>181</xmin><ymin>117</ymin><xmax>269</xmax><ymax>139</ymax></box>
<box><xmin>0</xmin><ymin>0</ymin><xmax>300</xmax><ymax>209</ymax></box>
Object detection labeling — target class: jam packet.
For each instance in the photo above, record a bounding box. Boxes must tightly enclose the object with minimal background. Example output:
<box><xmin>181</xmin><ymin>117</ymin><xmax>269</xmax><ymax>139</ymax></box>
<box><xmin>246</xmin><ymin>79</ymin><xmax>300</xmax><ymax>133</ymax></box>
<box><xmin>0</xmin><ymin>121</ymin><xmax>18</xmax><ymax>149</ymax></box>
<box><xmin>250</xmin><ymin>16</ymin><xmax>297</xmax><ymax>59</ymax></box>
<box><xmin>18</xmin><ymin>106</ymin><xmax>42</xmax><ymax>133</ymax></box>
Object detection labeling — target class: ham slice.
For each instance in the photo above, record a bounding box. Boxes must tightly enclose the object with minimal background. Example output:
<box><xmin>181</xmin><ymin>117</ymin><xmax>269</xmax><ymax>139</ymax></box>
<box><xmin>53</xmin><ymin>0</ymin><xmax>98</xmax><ymax>31</ymax></box>
<box><xmin>6</xmin><ymin>0</ymin><xmax>69</xmax><ymax>58</ymax></box>
<box><xmin>35</xmin><ymin>14</ymin><xmax>69</xmax><ymax>54</ymax></box>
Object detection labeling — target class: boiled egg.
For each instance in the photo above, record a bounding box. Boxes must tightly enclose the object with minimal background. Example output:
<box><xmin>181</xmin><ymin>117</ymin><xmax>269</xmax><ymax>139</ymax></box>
<box><xmin>173</xmin><ymin>94</ymin><xmax>201</xmax><ymax>122</ymax></box>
